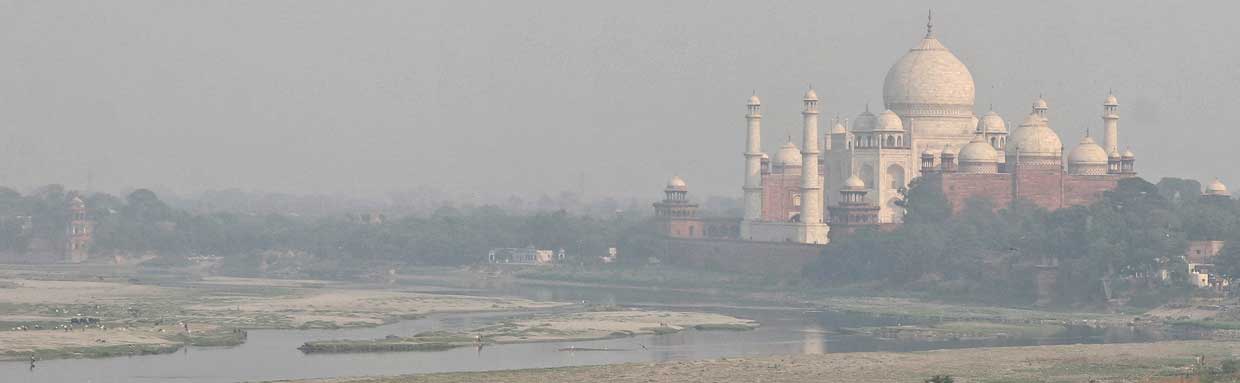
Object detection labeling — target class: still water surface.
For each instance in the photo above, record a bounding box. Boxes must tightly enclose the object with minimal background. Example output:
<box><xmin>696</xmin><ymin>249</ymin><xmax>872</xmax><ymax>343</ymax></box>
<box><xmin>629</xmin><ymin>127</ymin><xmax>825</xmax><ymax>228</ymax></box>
<box><xmin>3</xmin><ymin>283</ymin><xmax>1167</xmax><ymax>383</ymax></box>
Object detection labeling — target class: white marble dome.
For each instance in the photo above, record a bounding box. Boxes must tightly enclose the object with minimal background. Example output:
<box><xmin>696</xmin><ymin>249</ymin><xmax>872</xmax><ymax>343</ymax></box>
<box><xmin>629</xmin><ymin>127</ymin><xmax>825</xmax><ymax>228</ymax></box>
<box><xmin>943</xmin><ymin>143</ymin><xmax>958</xmax><ymax>156</ymax></box>
<box><xmin>666</xmin><ymin>176</ymin><xmax>687</xmax><ymax>190</ymax></box>
<box><xmin>1068</xmin><ymin>136</ymin><xmax>1109</xmax><ymax>165</ymax></box>
<box><xmin>853</xmin><ymin>110</ymin><xmax>878</xmax><ymax>131</ymax></box>
<box><xmin>876</xmin><ymin>110</ymin><xmax>904</xmax><ymax>131</ymax></box>
<box><xmin>1033</xmin><ymin>97</ymin><xmax>1048</xmax><ymax>111</ymax></box>
<box><xmin>1006</xmin><ymin>113</ymin><xmax>1062</xmax><ymax>158</ymax></box>
<box><xmin>830</xmin><ymin>121</ymin><xmax>847</xmax><ymax>134</ymax></box>
<box><xmin>1104</xmin><ymin>94</ymin><xmax>1118</xmax><ymax>106</ymax></box>
<box><xmin>748</xmin><ymin>94</ymin><xmax>761</xmax><ymax>106</ymax></box>
<box><xmin>959</xmin><ymin>136</ymin><xmax>997</xmax><ymax>163</ymax></box>
<box><xmin>1206</xmin><ymin>178</ymin><xmax>1229</xmax><ymax>196</ymax></box>
<box><xmin>773</xmin><ymin>142</ymin><xmax>802</xmax><ymax>170</ymax></box>
<box><xmin>976</xmin><ymin>111</ymin><xmax>1006</xmax><ymax>133</ymax></box>
<box><xmin>882</xmin><ymin>36</ymin><xmax>975</xmax><ymax>115</ymax></box>
<box><xmin>844</xmin><ymin>174</ymin><xmax>866</xmax><ymax>189</ymax></box>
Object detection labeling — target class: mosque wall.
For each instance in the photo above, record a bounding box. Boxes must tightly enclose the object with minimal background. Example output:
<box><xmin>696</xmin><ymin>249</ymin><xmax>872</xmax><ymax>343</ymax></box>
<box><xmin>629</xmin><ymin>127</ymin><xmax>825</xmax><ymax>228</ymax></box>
<box><xmin>937</xmin><ymin>171</ymin><xmax>1129</xmax><ymax>214</ymax></box>
<box><xmin>1062</xmin><ymin>176</ymin><xmax>1126</xmax><ymax>207</ymax></box>
<box><xmin>939</xmin><ymin>173</ymin><xmax>1014</xmax><ymax>214</ymax></box>
<box><xmin>658</xmin><ymin>218</ymin><xmax>706</xmax><ymax>239</ymax></box>
<box><xmin>1013</xmin><ymin>169</ymin><xmax>1067</xmax><ymax>210</ymax></box>
<box><xmin>761</xmin><ymin>173</ymin><xmax>802</xmax><ymax>222</ymax></box>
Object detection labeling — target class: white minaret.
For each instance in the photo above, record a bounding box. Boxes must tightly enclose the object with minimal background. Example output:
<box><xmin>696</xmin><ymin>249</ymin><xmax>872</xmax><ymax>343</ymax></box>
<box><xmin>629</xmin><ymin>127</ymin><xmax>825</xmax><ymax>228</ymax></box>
<box><xmin>1102</xmin><ymin>92</ymin><xmax>1119</xmax><ymax>155</ymax></box>
<box><xmin>800</xmin><ymin>88</ymin><xmax>823</xmax><ymax>224</ymax></box>
<box><xmin>742</xmin><ymin>94</ymin><xmax>764</xmax><ymax>223</ymax></box>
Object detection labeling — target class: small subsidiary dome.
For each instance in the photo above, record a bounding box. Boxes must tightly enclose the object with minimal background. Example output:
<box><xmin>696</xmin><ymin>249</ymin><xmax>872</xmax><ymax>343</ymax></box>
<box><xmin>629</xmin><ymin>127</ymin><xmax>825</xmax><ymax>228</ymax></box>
<box><xmin>1068</xmin><ymin>136</ymin><xmax>1109</xmax><ymax>165</ymax></box>
<box><xmin>1122</xmin><ymin>149</ymin><xmax>1135</xmax><ymax>159</ymax></box>
<box><xmin>773</xmin><ymin>142</ymin><xmax>802</xmax><ymax>169</ymax></box>
<box><xmin>844</xmin><ymin>175</ymin><xmax>866</xmax><ymax>189</ymax></box>
<box><xmin>941</xmin><ymin>144</ymin><xmax>957</xmax><ymax>157</ymax></box>
<box><xmin>804</xmin><ymin>88</ymin><xmax>818</xmax><ymax>101</ymax></box>
<box><xmin>1006</xmin><ymin>113</ymin><xmax>1062</xmax><ymax>158</ymax></box>
<box><xmin>977</xmin><ymin>111</ymin><xmax>1006</xmax><ymax>133</ymax></box>
<box><xmin>959</xmin><ymin>136</ymin><xmax>998</xmax><ymax>163</ymax></box>
<box><xmin>876</xmin><ymin>110</ymin><xmax>904</xmax><ymax>131</ymax></box>
<box><xmin>666</xmin><ymin>176</ymin><xmax>687</xmax><ymax>190</ymax></box>
<box><xmin>1033</xmin><ymin>96</ymin><xmax>1048</xmax><ymax>111</ymax></box>
<box><xmin>1206</xmin><ymin>178</ymin><xmax>1229</xmax><ymax>196</ymax></box>
<box><xmin>1104</xmin><ymin>94</ymin><xmax>1119</xmax><ymax>106</ymax></box>
<box><xmin>853</xmin><ymin>110</ymin><xmax>878</xmax><ymax>132</ymax></box>
<box><xmin>748</xmin><ymin>94</ymin><xmax>761</xmax><ymax>106</ymax></box>
<box><xmin>830</xmin><ymin>121</ymin><xmax>847</xmax><ymax>134</ymax></box>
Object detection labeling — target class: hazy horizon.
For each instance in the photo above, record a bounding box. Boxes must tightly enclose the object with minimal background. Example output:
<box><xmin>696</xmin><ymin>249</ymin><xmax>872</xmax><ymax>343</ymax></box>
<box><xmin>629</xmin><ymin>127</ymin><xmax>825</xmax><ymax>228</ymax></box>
<box><xmin>2</xmin><ymin>1</ymin><xmax>1235</xmax><ymax>204</ymax></box>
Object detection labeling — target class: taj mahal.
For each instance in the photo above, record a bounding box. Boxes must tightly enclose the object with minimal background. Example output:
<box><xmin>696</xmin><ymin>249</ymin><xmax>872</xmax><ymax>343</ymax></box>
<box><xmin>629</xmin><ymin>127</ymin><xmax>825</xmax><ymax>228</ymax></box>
<box><xmin>654</xmin><ymin>14</ymin><xmax>1138</xmax><ymax>246</ymax></box>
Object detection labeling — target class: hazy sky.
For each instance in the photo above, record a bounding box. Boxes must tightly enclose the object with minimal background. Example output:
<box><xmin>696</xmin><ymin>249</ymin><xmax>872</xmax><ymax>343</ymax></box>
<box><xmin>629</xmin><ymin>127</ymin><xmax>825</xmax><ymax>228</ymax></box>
<box><xmin>1</xmin><ymin>1</ymin><xmax>1236</xmax><ymax>202</ymax></box>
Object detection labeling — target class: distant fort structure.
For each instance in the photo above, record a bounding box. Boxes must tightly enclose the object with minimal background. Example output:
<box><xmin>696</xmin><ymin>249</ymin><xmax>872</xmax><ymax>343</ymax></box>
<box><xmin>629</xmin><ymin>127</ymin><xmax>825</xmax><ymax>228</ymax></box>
<box><xmin>649</xmin><ymin>15</ymin><xmax>1138</xmax><ymax>273</ymax></box>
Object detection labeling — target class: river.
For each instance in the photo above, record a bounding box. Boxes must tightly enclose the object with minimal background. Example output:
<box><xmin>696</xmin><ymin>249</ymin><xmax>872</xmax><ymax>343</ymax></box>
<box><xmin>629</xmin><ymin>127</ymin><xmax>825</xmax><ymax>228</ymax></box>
<box><xmin>2</xmin><ymin>282</ymin><xmax>1168</xmax><ymax>383</ymax></box>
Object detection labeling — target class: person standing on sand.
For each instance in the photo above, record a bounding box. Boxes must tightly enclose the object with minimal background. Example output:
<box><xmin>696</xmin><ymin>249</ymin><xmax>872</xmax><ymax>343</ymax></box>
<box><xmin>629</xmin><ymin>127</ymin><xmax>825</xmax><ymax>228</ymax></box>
<box><xmin>29</xmin><ymin>355</ymin><xmax>36</xmax><ymax>370</ymax></box>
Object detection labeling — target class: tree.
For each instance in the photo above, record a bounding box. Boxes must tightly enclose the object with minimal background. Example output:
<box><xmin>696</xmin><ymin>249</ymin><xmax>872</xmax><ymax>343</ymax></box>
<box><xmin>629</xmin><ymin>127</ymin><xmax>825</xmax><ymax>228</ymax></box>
<box><xmin>1156</xmin><ymin>177</ymin><xmax>1203</xmax><ymax>205</ymax></box>
<box><xmin>899</xmin><ymin>176</ymin><xmax>952</xmax><ymax>225</ymax></box>
<box><xmin>1216</xmin><ymin>243</ymin><xmax>1240</xmax><ymax>281</ymax></box>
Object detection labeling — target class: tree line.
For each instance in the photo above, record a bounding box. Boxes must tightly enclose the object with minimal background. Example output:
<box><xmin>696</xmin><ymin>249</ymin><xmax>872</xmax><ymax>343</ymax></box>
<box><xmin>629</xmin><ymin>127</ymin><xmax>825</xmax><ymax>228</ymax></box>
<box><xmin>807</xmin><ymin>177</ymin><xmax>1240</xmax><ymax>307</ymax></box>
<box><xmin>0</xmin><ymin>185</ymin><xmax>642</xmax><ymax>273</ymax></box>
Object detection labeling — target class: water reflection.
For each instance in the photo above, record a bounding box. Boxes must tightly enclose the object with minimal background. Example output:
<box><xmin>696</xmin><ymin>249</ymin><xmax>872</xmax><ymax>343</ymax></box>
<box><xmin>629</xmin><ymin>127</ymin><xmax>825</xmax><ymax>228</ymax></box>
<box><xmin>801</xmin><ymin>323</ymin><xmax>827</xmax><ymax>355</ymax></box>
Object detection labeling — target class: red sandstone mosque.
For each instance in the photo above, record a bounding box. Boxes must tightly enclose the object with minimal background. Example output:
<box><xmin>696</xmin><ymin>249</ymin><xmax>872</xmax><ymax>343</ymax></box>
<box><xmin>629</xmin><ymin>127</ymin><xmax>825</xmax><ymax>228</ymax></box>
<box><xmin>654</xmin><ymin>14</ymin><xmax>1138</xmax><ymax>245</ymax></box>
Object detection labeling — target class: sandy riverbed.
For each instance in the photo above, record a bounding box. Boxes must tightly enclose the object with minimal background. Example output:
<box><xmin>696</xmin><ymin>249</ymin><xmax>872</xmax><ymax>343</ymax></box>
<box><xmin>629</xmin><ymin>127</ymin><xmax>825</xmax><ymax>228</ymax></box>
<box><xmin>278</xmin><ymin>340</ymin><xmax>1240</xmax><ymax>383</ymax></box>
<box><xmin>481</xmin><ymin>308</ymin><xmax>757</xmax><ymax>342</ymax></box>
<box><xmin>0</xmin><ymin>273</ymin><xmax>565</xmax><ymax>360</ymax></box>
<box><xmin>300</xmin><ymin>308</ymin><xmax>758</xmax><ymax>353</ymax></box>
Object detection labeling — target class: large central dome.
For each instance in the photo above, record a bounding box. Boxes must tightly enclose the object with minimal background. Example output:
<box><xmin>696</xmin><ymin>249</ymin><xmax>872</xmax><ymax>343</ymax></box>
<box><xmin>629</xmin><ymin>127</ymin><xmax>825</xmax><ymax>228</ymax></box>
<box><xmin>882</xmin><ymin>34</ymin><xmax>975</xmax><ymax>117</ymax></box>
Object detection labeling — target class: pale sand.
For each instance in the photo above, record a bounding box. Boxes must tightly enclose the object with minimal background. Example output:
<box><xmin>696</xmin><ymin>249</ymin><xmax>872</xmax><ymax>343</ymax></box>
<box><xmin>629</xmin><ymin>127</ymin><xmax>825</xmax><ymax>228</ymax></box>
<box><xmin>189</xmin><ymin>289</ymin><xmax>565</xmax><ymax>327</ymax></box>
<box><xmin>0</xmin><ymin>279</ymin><xmax>163</xmax><ymax>305</ymax></box>
<box><xmin>0</xmin><ymin>275</ymin><xmax>565</xmax><ymax>359</ymax></box>
<box><xmin>0</xmin><ymin>324</ymin><xmax>212</xmax><ymax>355</ymax></box>
<box><xmin>482</xmin><ymin>309</ymin><xmax>756</xmax><ymax>343</ymax></box>
<box><xmin>278</xmin><ymin>340</ymin><xmax>1239</xmax><ymax>383</ymax></box>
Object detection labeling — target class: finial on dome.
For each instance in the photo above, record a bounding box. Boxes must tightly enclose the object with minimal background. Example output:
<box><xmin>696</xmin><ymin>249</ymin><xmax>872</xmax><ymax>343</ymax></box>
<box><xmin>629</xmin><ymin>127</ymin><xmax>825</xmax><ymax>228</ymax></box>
<box><xmin>926</xmin><ymin>9</ymin><xmax>934</xmax><ymax>38</ymax></box>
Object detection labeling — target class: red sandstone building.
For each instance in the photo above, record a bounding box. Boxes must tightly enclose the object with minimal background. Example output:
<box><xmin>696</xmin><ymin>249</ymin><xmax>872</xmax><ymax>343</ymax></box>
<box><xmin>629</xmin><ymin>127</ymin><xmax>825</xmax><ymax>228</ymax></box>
<box><xmin>925</xmin><ymin>129</ymin><xmax>1136</xmax><ymax>214</ymax></box>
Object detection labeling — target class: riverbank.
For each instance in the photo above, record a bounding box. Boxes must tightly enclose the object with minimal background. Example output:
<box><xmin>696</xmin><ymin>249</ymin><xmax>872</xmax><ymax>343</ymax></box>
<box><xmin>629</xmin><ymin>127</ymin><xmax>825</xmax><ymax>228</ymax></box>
<box><xmin>275</xmin><ymin>340</ymin><xmax>1238</xmax><ymax>383</ymax></box>
<box><xmin>299</xmin><ymin>307</ymin><xmax>757</xmax><ymax>354</ymax></box>
<box><xmin>0</xmin><ymin>267</ymin><xmax>565</xmax><ymax>361</ymax></box>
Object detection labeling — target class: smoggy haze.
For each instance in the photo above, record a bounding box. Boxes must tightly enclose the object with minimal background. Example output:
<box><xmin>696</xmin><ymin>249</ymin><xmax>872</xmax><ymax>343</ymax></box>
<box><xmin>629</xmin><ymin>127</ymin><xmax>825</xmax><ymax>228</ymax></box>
<box><xmin>0</xmin><ymin>1</ymin><xmax>1235</xmax><ymax>202</ymax></box>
